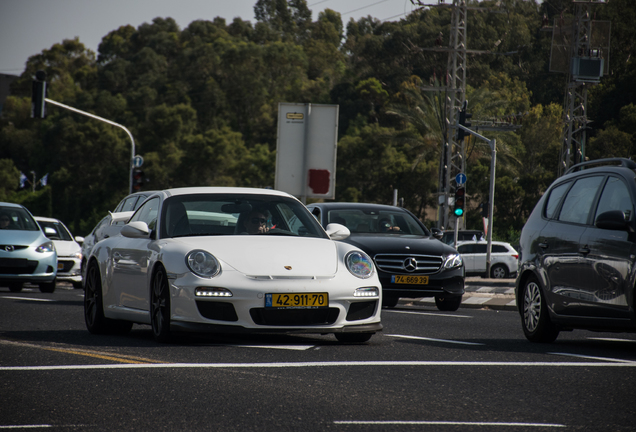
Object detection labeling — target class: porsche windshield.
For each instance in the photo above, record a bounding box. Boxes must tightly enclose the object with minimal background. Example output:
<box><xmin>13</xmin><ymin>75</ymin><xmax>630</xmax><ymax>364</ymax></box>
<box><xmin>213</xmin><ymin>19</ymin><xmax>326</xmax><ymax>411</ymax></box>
<box><xmin>161</xmin><ymin>194</ymin><xmax>328</xmax><ymax>239</ymax></box>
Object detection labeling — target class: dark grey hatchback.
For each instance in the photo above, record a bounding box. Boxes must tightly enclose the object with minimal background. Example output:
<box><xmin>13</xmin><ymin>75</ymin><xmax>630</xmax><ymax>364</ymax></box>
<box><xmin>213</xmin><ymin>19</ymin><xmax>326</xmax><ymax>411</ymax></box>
<box><xmin>517</xmin><ymin>158</ymin><xmax>636</xmax><ymax>342</ymax></box>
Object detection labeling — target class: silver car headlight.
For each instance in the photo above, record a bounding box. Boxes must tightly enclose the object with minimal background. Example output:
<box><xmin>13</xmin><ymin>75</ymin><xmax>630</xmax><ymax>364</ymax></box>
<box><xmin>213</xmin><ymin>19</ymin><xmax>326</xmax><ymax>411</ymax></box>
<box><xmin>443</xmin><ymin>253</ymin><xmax>463</xmax><ymax>269</ymax></box>
<box><xmin>186</xmin><ymin>250</ymin><xmax>220</xmax><ymax>278</ymax></box>
<box><xmin>345</xmin><ymin>251</ymin><xmax>374</xmax><ymax>279</ymax></box>
<box><xmin>35</xmin><ymin>241</ymin><xmax>55</xmax><ymax>253</ymax></box>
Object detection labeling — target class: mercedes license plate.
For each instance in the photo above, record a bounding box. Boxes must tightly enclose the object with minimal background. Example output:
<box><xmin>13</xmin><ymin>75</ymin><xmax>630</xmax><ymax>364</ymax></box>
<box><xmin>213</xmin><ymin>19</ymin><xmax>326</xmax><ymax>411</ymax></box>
<box><xmin>391</xmin><ymin>275</ymin><xmax>429</xmax><ymax>285</ymax></box>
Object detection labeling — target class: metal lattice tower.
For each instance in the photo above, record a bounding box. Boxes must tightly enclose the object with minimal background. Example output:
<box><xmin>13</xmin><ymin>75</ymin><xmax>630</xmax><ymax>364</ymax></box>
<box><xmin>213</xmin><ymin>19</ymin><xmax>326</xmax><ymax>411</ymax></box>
<box><xmin>558</xmin><ymin>0</ymin><xmax>608</xmax><ymax>176</ymax></box>
<box><xmin>440</xmin><ymin>0</ymin><xmax>468</xmax><ymax>230</ymax></box>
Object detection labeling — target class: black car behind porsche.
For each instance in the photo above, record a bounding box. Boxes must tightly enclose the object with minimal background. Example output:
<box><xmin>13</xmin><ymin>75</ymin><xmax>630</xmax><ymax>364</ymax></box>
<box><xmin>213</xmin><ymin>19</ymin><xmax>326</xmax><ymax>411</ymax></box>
<box><xmin>307</xmin><ymin>203</ymin><xmax>464</xmax><ymax>310</ymax></box>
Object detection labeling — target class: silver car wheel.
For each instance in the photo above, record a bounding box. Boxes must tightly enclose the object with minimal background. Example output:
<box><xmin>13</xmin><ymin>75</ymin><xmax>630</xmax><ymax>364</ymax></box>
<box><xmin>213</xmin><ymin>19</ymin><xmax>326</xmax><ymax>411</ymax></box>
<box><xmin>523</xmin><ymin>280</ymin><xmax>541</xmax><ymax>332</ymax></box>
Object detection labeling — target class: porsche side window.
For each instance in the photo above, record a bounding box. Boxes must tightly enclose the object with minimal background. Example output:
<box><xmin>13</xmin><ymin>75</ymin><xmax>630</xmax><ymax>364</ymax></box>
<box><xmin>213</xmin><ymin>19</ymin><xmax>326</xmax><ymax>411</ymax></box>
<box><xmin>544</xmin><ymin>182</ymin><xmax>570</xmax><ymax>219</ymax></box>
<box><xmin>596</xmin><ymin>176</ymin><xmax>633</xmax><ymax>221</ymax></box>
<box><xmin>558</xmin><ymin>176</ymin><xmax>604</xmax><ymax>225</ymax></box>
<box><xmin>130</xmin><ymin>197</ymin><xmax>160</xmax><ymax>229</ymax></box>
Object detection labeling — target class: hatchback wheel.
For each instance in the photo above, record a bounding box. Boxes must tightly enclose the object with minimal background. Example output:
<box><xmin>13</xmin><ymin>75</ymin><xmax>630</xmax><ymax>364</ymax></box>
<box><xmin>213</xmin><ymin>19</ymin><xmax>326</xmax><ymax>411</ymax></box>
<box><xmin>151</xmin><ymin>266</ymin><xmax>172</xmax><ymax>343</ymax></box>
<box><xmin>39</xmin><ymin>281</ymin><xmax>56</xmax><ymax>293</ymax></box>
<box><xmin>435</xmin><ymin>295</ymin><xmax>462</xmax><ymax>311</ymax></box>
<box><xmin>521</xmin><ymin>276</ymin><xmax>559</xmax><ymax>343</ymax></box>
<box><xmin>490</xmin><ymin>264</ymin><xmax>509</xmax><ymax>279</ymax></box>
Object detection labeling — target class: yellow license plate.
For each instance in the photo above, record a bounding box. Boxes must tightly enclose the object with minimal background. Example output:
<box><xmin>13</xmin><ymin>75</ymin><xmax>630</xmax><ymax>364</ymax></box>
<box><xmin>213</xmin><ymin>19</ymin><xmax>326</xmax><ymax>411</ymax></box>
<box><xmin>391</xmin><ymin>275</ymin><xmax>429</xmax><ymax>285</ymax></box>
<box><xmin>265</xmin><ymin>293</ymin><xmax>328</xmax><ymax>308</ymax></box>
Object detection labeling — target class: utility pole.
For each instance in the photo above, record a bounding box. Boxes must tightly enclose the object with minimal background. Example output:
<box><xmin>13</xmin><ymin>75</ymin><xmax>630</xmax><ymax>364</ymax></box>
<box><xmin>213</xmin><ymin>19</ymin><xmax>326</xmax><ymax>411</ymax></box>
<box><xmin>552</xmin><ymin>0</ymin><xmax>610</xmax><ymax>176</ymax></box>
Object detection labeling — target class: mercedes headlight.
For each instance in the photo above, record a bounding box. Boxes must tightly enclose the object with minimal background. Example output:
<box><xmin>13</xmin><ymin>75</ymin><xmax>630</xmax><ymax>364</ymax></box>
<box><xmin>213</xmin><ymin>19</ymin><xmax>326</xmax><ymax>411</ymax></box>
<box><xmin>443</xmin><ymin>253</ymin><xmax>463</xmax><ymax>269</ymax></box>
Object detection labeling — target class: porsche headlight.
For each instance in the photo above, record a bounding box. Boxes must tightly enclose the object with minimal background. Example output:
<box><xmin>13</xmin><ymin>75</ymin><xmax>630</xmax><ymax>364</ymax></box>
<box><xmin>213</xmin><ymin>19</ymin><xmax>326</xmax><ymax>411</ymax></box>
<box><xmin>345</xmin><ymin>251</ymin><xmax>374</xmax><ymax>279</ymax></box>
<box><xmin>444</xmin><ymin>253</ymin><xmax>463</xmax><ymax>269</ymax></box>
<box><xmin>35</xmin><ymin>241</ymin><xmax>55</xmax><ymax>253</ymax></box>
<box><xmin>186</xmin><ymin>250</ymin><xmax>220</xmax><ymax>278</ymax></box>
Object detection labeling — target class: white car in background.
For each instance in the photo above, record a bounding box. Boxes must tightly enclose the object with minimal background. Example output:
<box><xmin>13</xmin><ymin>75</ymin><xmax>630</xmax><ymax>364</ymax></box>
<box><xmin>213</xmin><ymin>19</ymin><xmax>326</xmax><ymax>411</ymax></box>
<box><xmin>84</xmin><ymin>187</ymin><xmax>383</xmax><ymax>343</ymax></box>
<box><xmin>35</xmin><ymin>216</ymin><xmax>84</xmax><ymax>289</ymax></box>
<box><xmin>456</xmin><ymin>240</ymin><xmax>519</xmax><ymax>279</ymax></box>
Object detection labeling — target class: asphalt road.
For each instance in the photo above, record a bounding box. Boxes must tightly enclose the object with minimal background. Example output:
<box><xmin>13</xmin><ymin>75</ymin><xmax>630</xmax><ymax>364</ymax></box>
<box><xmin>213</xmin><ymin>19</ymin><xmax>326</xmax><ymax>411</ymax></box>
<box><xmin>1</xmin><ymin>283</ymin><xmax>635</xmax><ymax>431</ymax></box>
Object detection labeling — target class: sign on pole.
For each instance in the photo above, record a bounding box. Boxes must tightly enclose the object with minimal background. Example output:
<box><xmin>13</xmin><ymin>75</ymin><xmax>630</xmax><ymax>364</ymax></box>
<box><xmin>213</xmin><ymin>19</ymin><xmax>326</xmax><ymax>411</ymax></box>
<box><xmin>275</xmin><ymin>103</ymin><xmax>338</xmax><ymax>200</ymax></box>
<box><xmin>133</xmin><ymin>155</ymin><xmax>144</xmax><ymax>168</ymax></box>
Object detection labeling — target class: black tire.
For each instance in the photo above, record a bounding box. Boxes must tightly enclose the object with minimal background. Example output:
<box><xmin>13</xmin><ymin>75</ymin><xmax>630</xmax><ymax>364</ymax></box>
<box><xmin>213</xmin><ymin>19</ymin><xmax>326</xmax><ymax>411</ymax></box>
<box><xmin>521</xmin><ymin>276</ymin><xmax>559</xmax><ymax>343</ymax></box>
<box><xmin>39</xmin><ymin>281</ymin><xmax>56</xmax><ymax>293</ymax></box>
<box><xmin>84</xmin><ymin>261</ymin><xmax>132</xmax><ymax>335</ymax></box>
<box><xmin>335</xmin><ymin>333</ymin><xmax>374</xmax><ymax>343</ymax></box>
<box><xmin>490</xmin><ymin>264</ymin><xmax>509</xmax><ymax>279</ymax></box>
<box><xmin>382</xmin><ymin>296</ymin><xmax>399</xmax><ymax>308</ymax></box>
<box><xmin>435</xmin><ymin>295</ymin><xmax>462</xmax><ymax>311</ymax></box>
<box><xmin>151</xmin><ymin>266</ymin><xmax>171</xmax><ymax>343</ymax></box>
<box><xmin>8</xmin><ymin>282</ymin><xmax>23</xmax><ymax>293</ymax></box>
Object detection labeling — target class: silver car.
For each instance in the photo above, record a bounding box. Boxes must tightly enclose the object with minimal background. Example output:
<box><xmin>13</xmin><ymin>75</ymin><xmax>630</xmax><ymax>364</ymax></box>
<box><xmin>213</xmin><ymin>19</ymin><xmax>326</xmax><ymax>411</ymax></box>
<box><xmin>35</xmin><ymin>216</ymin><xmax>84</xmax><ymax>289</ymax></box>
<box><xmin>0</xmin><ymin>202</ymin><xmax>57</xmax><ymax>292</ymax></box>
<box><xmin>456</xmin><ymin>240</ymin><xmax>519</xmax><ymax>279</ymax></box>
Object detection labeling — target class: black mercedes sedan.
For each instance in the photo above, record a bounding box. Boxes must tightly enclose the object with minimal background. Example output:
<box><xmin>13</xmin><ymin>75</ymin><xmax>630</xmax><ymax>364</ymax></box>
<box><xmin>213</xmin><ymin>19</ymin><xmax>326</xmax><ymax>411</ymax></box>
<box><xmin>307</xmin><ymin>202</ymin><xmax>465</xmax><ymax>310</ymax></box>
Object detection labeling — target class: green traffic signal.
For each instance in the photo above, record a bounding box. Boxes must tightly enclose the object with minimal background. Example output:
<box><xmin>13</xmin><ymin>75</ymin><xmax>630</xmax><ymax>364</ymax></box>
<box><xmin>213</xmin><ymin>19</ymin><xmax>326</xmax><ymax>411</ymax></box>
<box><xmin>454</xmin><ymin>208</ymin><xmax>464</xmax><ymax>217</ymax></box>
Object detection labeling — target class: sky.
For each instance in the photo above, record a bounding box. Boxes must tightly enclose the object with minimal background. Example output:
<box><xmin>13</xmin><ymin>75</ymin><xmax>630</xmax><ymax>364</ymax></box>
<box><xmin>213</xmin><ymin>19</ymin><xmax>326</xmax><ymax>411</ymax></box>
<box><xmin>0</xmin><ymin>0</ymin><xmax>422</xmax><ymax>76</ymax></box>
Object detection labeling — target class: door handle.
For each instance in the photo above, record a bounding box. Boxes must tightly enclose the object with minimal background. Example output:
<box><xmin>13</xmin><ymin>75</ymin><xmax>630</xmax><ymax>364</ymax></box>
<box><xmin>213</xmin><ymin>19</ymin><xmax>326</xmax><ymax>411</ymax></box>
<box><xmin>579</xmin><ymin>247</ymin><xmax>590</xmax><ymax>255</ymax></box>
<box><xmin>538</xmin><ymin>242</ymin><xmax>548</xmax><ymax>249</ymax></box>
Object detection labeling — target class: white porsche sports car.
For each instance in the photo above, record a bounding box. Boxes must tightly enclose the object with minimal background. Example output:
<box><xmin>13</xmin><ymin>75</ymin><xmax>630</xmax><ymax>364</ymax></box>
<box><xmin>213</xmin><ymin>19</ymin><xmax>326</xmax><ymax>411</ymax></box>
<box><xmin>84</xmin><ymin>187</ymin><xmax>382</xmax><ymax>343</ymax></box>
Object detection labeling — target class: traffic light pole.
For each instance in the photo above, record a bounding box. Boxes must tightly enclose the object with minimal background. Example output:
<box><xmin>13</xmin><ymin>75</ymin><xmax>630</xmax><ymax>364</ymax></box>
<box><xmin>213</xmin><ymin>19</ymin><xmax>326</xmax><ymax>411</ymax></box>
<box><xmin>44</xmin><ymin>98</ymin><xmax>136</xmax><ymax>194</ymax></box>
<box><xmin>457</xmin><ymin>123</ymin><xmax>496</xmax><ymax>276</ymax></box>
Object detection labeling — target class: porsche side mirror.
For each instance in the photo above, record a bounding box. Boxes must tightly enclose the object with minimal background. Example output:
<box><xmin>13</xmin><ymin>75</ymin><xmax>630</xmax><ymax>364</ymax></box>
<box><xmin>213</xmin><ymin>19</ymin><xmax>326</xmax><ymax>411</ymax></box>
<box><xmin>325</xmin><ymin>223</ymin><xmax>350</xmax><ymax>241</ymax></box>
<box><xmin>121</xmin><ymin>221</ymin><xmax>151</xmax><ymax>238</ymax></box>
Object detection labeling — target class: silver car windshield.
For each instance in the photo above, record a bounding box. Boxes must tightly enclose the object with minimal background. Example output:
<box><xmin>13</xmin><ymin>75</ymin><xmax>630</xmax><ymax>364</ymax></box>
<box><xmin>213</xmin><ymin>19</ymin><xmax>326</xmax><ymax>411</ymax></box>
<box><xmin>0</xmin><ymin>206</ymin><xmax>40</xmax><ymax>231</ymax></box>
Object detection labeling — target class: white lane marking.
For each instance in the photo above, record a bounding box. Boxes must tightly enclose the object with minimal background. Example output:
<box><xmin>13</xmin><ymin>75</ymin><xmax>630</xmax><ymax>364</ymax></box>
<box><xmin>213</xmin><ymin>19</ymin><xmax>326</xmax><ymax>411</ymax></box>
<box><xmin>2</xmin><ymin>360</ymin><xmax>636</xmax><ymax>371</ymax></box>
<box><xmin>333</xmin><ymin>420</ymin><xmax>566</xmax><ymax>427</ymax></box>
<box><xmin>0</xmin><ymin>296</ymin><xmax>54</xmax><ymax>302</ymax></box>
<box><xmin>549</xmin><ymin>352</ymin><xmax>636</xmax><ymax>363</ymax></box>
<box><xmin>386</xmin><ymin>310</ymin><xmax>472</xmax><ymax>318</ymax></box>
<box><xmin>222</xmin><ymin>344</ymin><xmax>315</xmax><ymax>351</ymax></box>
<box><xmin>386</xmin><ymin>334</ymin><xmax>484</xmax><ymax>346</ymax></box>
<box><xmin>587</xmin><ymin>337</ymin><xmax>636</xmax><ymax>343</ymax></box>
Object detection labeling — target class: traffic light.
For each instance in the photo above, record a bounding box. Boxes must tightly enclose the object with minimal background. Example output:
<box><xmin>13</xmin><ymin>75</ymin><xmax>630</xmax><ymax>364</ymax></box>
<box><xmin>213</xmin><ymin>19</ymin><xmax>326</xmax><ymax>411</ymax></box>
<box><xmin>480</xmin><ymin>201</ymin><xmax>489</xmax><ymax>217</ymax></box>
<box><xmin>457</xmin><ymin>102</ymin><xmax>472</xmax><ymax>141</ymax></box>
<box><xmin>133</xmin><ymin>168</ymin><xmax>144</xmax><ymax>191</ymax></box>
<box><xmin>31</xmin><ymin>70</ymin><xmax>47</xmax><ymax>119</ymax></box>
<box><xmin>454</xmin><ymin>187</ymin><xmax>465</xmax><ymax>217</ymax></box>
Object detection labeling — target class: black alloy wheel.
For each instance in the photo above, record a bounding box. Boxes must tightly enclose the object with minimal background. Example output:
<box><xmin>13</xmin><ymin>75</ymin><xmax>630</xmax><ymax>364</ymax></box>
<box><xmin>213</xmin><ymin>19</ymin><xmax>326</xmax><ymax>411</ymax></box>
<box><xmin>521</xmin><ymin>275</ymin><xmax>559</xmax><ymax>343</ymax></box>
<box><xmin>435</xmin><ymin>295</ymin><xmax>462</xmax><ymax>311</ymax></box>
<box><xmin>151</xmin><ymin>266</ymin><xmax>172</xmax><ymax>343</ymax></box>
<box><xmin>84</xmin><ymin>261</ymin><xmax>132</xmax><ymax>334</ymax></box>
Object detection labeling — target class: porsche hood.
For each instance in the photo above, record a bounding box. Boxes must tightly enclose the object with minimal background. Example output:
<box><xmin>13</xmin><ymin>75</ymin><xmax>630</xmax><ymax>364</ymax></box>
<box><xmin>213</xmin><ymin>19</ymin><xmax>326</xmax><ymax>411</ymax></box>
<box><xmin>175</xmin><ymin>236</ymin><xmax>339</xmax><ymax>277</ymax></box>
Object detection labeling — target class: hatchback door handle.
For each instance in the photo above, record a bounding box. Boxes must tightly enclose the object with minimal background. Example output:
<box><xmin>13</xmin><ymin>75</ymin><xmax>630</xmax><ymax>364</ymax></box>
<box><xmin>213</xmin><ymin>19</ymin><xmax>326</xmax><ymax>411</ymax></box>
<box><xmin>579</xmin><ymin>247</ymin><xmax>590</xmax><ymax>255</ymax></box>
